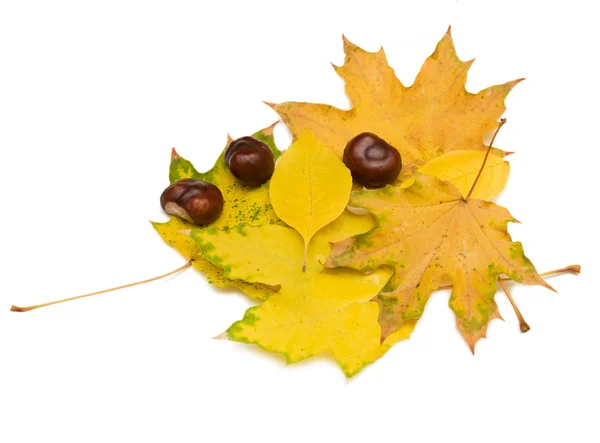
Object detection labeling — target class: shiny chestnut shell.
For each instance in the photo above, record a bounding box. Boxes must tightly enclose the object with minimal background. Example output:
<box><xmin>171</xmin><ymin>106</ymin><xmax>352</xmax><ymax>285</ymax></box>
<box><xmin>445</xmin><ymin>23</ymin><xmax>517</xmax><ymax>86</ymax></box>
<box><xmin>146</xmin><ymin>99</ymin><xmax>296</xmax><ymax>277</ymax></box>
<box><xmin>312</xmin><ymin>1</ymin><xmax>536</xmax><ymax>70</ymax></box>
<box><xmin>342</xmin><ymin>132</ymin><xmax>402</xmax><ymax>188</ymax></box>
<box><xmin>160</xmin><ymin>178</ymin><xmax>223</xmax><ymax>225</ymax></box>
<box><xmin>224</xmin><ymin>136</ymin><xmax>275</xmax><ymax>186</ymax></box>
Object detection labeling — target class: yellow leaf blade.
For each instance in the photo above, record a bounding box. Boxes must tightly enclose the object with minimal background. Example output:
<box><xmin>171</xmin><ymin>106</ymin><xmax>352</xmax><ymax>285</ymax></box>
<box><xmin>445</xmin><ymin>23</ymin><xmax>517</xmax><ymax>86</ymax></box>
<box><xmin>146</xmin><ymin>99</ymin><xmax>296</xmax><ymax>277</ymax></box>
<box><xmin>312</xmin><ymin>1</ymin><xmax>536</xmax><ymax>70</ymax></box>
<box><xmin>193</xmin><ymin>211</ymin><xmax>412</xmax><ymax>377</ymax></box>
<box><xmin>151</xmin><ymin>217</ymin><xmax>278</xmax><ymax>301</ymax></box>
<box><xmin>402</xmin><ymin>150</ymin><xmax>510</xmax><ymax>200</ymax></box>
<box><xmin>226</xmin><ymin>273</ymin><xmax>389</xmax><ymax>378</ymax></box>
<box><xmin>269</xmin><ymin>131</ymin><xmax>352</xmax><ymax>270</ymax></box>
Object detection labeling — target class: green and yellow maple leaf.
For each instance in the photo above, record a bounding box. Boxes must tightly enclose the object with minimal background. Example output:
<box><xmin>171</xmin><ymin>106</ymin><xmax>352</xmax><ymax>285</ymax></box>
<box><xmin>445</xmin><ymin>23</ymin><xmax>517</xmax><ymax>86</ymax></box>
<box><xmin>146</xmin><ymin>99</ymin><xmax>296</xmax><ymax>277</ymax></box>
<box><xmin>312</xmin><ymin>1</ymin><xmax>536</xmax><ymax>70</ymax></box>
<box><xmin>192</xmin><ymin>211</ymin><xmax>416</xmax><ymax>377</ymax></box>
<box><xmin>270</xmin><ymin>27</ymin><xmax>520</xmax><ymax>182</ymax></box>
<box><xmin>326</xmin><ymin>174</ymin><xmax>552</xmax><ymax>352</ymax></box>
<box><xmin>168</xmin><ymin>123</ymin><xmax>281</xmax><ymax>228</ymax></box>
<box><xmin>152</xmin><ymin>123</ymin><xmax>282</xmax><ymax>301</ymax></box>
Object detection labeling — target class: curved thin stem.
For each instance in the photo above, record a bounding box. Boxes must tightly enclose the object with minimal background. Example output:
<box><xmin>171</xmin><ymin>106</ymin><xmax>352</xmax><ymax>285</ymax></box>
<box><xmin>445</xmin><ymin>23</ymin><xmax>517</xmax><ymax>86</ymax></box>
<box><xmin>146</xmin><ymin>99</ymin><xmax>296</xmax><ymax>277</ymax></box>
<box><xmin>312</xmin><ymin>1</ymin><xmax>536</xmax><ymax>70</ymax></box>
<box><xmin>436</xmin><ymin>264</ymin><xmax>581</xmax><ymax>292</ymax></box>
<box><xmin>465</xmin><ymin>118</ymin><xmax>507</xmax><ymax>200</ymax></box>
<box><xmin>498</xmin><ymin>278</ymin><xmax>530</xmax><ymax>332</ymax></box>
<box><xmin>11</xmin><ymin>260</ymin><xmax>193</xmax><ymax>313</ymax></box>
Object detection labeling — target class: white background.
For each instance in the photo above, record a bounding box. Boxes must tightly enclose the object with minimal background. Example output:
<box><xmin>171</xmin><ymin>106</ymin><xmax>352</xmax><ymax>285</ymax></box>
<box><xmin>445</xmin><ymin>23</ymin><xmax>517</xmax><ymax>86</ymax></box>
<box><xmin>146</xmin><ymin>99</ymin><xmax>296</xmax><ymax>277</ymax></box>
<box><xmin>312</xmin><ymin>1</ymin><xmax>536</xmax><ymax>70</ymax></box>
<box><xmin>0</xmin><ymin>1</ymin><xmax>597</xmax><ymax>442</ymax></box>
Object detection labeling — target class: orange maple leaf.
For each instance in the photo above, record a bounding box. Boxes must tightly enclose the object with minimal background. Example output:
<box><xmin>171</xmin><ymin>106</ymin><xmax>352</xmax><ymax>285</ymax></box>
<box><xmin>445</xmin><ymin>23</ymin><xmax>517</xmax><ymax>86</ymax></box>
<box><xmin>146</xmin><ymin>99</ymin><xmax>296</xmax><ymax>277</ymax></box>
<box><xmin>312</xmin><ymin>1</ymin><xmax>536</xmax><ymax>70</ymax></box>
<box><xmin>270</xmin><ymin>27</ymin><xmax>522</xmax><ymax>182</ymax></box>
<box><xmin>326</xmin><ymin>173</ymin><xmax>553</xmax><ymax>352</ymax></box>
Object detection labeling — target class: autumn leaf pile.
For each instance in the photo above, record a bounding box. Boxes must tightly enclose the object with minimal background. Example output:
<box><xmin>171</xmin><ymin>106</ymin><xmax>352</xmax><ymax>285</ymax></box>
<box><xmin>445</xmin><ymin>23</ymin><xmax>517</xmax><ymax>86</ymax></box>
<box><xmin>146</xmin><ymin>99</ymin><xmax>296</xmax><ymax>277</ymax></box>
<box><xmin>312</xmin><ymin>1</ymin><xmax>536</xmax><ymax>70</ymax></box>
<box><xmin>152</xmin><ymin>29</ymin><xmax>567</xmax><ymax>377</ymax></box>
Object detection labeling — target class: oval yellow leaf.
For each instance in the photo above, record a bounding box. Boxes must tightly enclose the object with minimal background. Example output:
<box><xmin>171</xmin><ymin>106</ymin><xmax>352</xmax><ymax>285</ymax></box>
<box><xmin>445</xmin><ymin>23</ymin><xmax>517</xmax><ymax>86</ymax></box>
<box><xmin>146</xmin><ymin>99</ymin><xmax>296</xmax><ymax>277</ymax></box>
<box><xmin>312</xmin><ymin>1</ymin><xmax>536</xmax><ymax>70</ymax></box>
<box><xmin>270</xmin><ymin>131</ymin><xmax>352</xmax><ymax>271</ymax></box>
<box><xmin>401</xmin><ymin>150</ymin><xmax>509</xmax><ymax>200</ymax></box>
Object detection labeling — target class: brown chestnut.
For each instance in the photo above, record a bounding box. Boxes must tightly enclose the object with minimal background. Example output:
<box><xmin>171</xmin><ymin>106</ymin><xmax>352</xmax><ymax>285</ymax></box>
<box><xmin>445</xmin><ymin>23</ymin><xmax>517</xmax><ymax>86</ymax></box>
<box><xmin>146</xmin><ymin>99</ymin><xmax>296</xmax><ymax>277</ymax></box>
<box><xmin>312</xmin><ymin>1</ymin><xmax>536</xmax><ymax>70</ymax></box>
<box><xmin>160</xmin><ymin>178</ymin><xmax>223</xmax><ymax>225</ymax></box>
<box><xmin>343</xmin><ymin>132</ymin><xmax>402</xmax><ymax>188</ymax></box>
<box><xmin>224</xmin><ymin>136</ymin><xmax>275</xmax><ymax>186</ymax></box>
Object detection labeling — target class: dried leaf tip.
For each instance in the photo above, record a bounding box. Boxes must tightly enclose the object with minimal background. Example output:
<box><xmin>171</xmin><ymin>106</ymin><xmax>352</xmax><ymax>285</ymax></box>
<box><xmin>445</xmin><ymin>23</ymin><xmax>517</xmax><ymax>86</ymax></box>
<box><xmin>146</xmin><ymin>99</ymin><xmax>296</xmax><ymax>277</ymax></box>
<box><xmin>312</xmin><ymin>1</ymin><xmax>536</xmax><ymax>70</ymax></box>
<box><xmin>212</xmin><ymin>332</ymin><xmax>229</xmax><ymax>340</ymax></box>
<box><xmin>341</xmin><ymin>34</ymin><xmax>359</xmax><ymax>53</ymax></box>
<box><xmin>171</xmin><ymin>147</ymin><xmax>180</xmax><ymax>161</ymax></box>
<box><xmin>261</xmin><ymin>121</ymin><xmax>279</xmax><ymax>137</ymax></box>
<box><xmin>10</xmin><ymin>305</ymin><xmax>28</xmax><ymax>312</ymax></box>
<box><xmin>564</xmin><ymin>264</ymin><xmax>581</xmax><ymax>274</ymax></box>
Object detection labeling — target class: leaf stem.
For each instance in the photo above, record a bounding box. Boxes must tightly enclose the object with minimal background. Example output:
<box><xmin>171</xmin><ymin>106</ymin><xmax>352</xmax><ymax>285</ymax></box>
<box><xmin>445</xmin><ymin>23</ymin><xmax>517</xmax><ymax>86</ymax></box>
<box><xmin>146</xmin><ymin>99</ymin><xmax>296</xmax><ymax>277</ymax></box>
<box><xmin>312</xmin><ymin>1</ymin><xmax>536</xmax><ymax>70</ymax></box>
<box><xmin>538</xmin><ymin>264</ymin><xmax>581</xmax><ymax>276</ymax></box>
<box><xmin>498</xmin><ymin>278</ymin><xmax>530</xmax><ymax>333</ymax></box>
<box><xmin>10</xmin><ymin>260</ymin><xmax>193</xmax><ymax>313</ymax></box>
<box><xmin>302</xmin><ymin>246</ymin><xmax>308</xmax><ymax>273</ymax></box>
<box><xmin>436</xmin><ymin>264</ymin><xmax>580</xmax><ymax>291</ymax></box>
<box><xmin>464</xmin><ymin>118</ymin><xmax>507</xmax><ymax>200</ymax></box>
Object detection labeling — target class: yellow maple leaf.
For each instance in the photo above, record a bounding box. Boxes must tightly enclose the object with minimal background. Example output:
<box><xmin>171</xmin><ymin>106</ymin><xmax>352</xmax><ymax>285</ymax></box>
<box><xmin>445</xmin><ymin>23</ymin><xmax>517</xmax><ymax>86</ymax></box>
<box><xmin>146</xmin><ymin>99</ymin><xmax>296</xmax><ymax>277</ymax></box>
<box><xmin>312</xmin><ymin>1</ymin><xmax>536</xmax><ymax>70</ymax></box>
<box><xmin>270</xmin><ymin>27</ymin><xmax>521</xmax><ymax>182</ymax></box>
<box><xmin>270</xmin><ymin>131</ymin><xmax>352</xmax><ymax>271</ymax></box>
<box><xmin>326</xmin><ymin>173</ymin><xmax>552</xmax><ymax>352</ymax></box>
<box><xmin>192</xmin><ymin>211</ymin><xmax>416</xmax><ymax>377</ymax></box>
<box><xmin>152</xmin><ymin>123</ymin><xmax>281</xmax><ymax>300</ymax></box>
